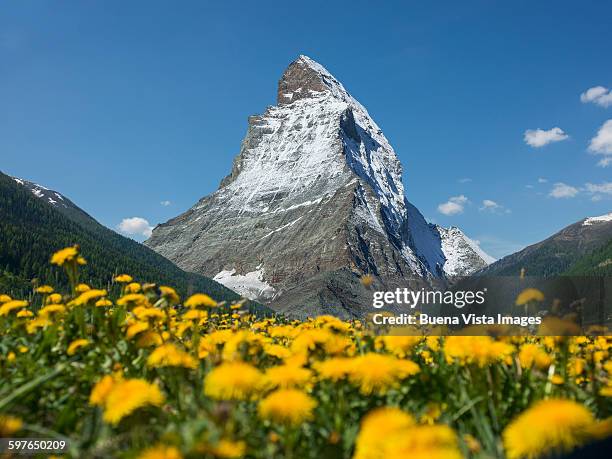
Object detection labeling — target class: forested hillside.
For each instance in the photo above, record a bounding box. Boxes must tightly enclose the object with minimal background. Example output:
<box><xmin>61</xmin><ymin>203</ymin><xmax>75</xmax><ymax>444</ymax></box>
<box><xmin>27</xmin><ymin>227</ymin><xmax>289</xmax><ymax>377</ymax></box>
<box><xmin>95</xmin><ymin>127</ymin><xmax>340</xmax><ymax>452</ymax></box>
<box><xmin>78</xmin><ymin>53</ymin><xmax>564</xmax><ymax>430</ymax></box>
<box><xmin>565</xmin><ymin>237</ymin><xmax>612</xmax><ymax>275</ymax></box>
<box><xmin>0</xmin><ymin>171</ymin><xmax>262</xmax><ymax>308</ymax></box>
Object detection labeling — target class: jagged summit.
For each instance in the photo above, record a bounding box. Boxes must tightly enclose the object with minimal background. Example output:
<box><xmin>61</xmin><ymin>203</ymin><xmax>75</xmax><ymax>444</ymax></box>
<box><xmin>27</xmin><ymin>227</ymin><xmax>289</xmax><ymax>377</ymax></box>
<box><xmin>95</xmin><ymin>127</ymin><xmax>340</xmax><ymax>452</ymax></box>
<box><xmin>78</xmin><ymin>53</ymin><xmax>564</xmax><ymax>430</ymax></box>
<box><xmin>146</xmin><ymin>56</ymin><xmax>491</xmax><ymax>318</ymax></box>
<box><xmin>277</xmin><ymin>55</ymin><xmax>358</xmax><ymax>106</ymax></box>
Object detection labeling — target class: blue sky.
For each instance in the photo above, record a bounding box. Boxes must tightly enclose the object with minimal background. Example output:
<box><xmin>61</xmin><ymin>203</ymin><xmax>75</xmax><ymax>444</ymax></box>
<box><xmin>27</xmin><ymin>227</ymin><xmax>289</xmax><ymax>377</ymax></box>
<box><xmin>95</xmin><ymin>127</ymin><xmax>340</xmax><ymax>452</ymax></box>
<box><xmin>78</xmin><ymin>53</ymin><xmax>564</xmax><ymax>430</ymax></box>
<box><xmin>1</xmin><ymin>1</ymin><xmax>611</xmax><ymax>258</ymax></box>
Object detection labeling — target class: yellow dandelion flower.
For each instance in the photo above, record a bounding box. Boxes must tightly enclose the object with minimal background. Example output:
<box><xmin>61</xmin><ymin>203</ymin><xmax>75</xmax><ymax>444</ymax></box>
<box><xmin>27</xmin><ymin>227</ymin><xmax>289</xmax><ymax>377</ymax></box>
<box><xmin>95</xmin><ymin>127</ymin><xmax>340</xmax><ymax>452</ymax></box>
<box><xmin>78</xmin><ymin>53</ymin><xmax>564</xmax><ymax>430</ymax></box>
<box><xmin>18</xmin><ymin>346</ymin><xmax>28</xmax><ymax>353</ymax></box>
<box><xmin>114</xmin><ymin>274</ymin><xmax>133</xmax><ymax>283</ymax></box>
<box><xmin>185</xmin><ymin>293</ymin><xmax>217</xmax><ymax>308</ymax></box>
<box><xmin>126</xmin><ymin>321</ymin><xmax>149</xmax><ymax>340</ymax></box>
<box><xmin>354</xmin><ymin>407</ymin><xmax>415</xmax><ymax>459</ymax></box>
<box><xmin>0</xmin><ymin>300</ymin><xmax>28</xmax><ymax>317</ymax></box>
<box><xmin>503</xmin><ymin>399</ymin><xmax>595</xmax><ymax>459</ymax></box>
<box><xmin>67</xmin><ymin>338</ymin><xmax>90</xmax><ymax>356</ymax></box>
<box><xmin>518</xmin><ymin>344</ymin><xmax>552</xmax><ymax>370</ymax></box>
<box><xmin>6</xmin><ymin>351</ymin><xmax>16</xmax><ymax>362</ymax></box>
<box><xmin>551</xmin><ymin>374</ymin><xmax>564</xmax><ymax>385</ymax></box>
<box><xmin>348</xmin><ymin>353</ymin><xmax>420</xmax><ymax>395</ymax></box>
<box><xmin>264</xmin><ymin>364</ymin><xmax>313</xmax><ymax>389</ymax></box>
<box><xmin>137</xmin><ymin>445</ymin><xmax>183</xmax><ymax>459</ymax></box>
<box><xmin>0</xmin><ymin>414</ymin><xmax>23</xmax><ymax>436</ymax></box>
<box><xmin>263</xmin><ymin>343</ymin><xmax>291</xmax><ymax>360</ymax></box>
<box><xmin>35</xmin><ymin>285</ymin><xmax>54</xmax><ymax>294</ymax></box>
<box><xmin>69</xmin><ymin>289</ymin><xmax>107</xmax><ymax>307</ymax></box>
<box><xmin>89</xmin><ymin>375</ymin><xmax>117</xmax><ymax>406</ymax></box>
<box><xmin>117</xmin><ymin>293</ymin><xmax>150</xmax><ymax>308</ymax></box>
<box><xmin>147</xmin><ymin>343</ymin><xmax>197</xmax><ymax>369</ymax></box>
<box><xmin>210</xmin><ymin>439</ymin><xmax>246</xmax><ymax>458</ymax></box>
<box><xmin>258</xmin><ymin>389</ymin><xmax>316</xmax><ymax>426</ymax></box>
<box><xmin>516</xmin><ymin>288</ymin><xmax>544</xmax><ymax>306</ymax></box>
<box><xmin>444</xmin><ymin>336</ymin><xmax>514</xmax><ymax>367</ymax></box>
<box><xmin>47</xmin><ymin>293</ymin><xmax>63</xmax><ymax>304</ymax></box>
<box><xmin>182</xmin><ymin>309</ymin><xmax>207</xmax><ymax>321</ymax></box>
<box><xmin>0</xmin><ymin>294</ymin><xmax>12</xmax><ymax>303</ymax></box>
<box><xmin>16</xmin><ymin>309</ymin><xmax>34</xmax><ymax>318</ymax></box>
<box><xmin>95</xmin><ymin>298</ymin><xmax>113</xmax><ymax>307</ymax></box>
<box><xmin>102</xmin><ymin>378</ymin><xmax>165</xmax><ymax>425</ymax></box>
<box><xmin>314</xmin><ymin>357</ymin><xmax>354</xmax><ymax>381</ymax></box>
<box><xmin>204</xmin><ymin>362</ymin><xmax>264</xmax><ymax>401</ymax></box>
<box><xmin>75</xmin><ymin>283</ymin><xmax>91</xmax><ymax>293</ymax></box>
<box><xmin>50</xmin><ymin>246</ymin><xmax>80</xmax><ymax>266</ymax></box>
<box><xmin>291</xmin><ymin>328</ymin><xmax>352</xmax><ymax>357</ymax></box>
<box><xmin>133</xmin><ymin>306</ymin><xmax>166</xmax><ymax>321</ymax></box>
<box><xmin>420</xmin><ymin>402</ymin><xmax>445</xmax><ymax>425</ymax></box>
<box><xmin>383</xmin><ymin>424</ymin><xmax>461</xmax><ymax>459</ymax></box>
<box><xmin>39</xmin><ymin>304</ymin><xmax>66</xmax><ymax>318</ymax></box>
<box><xmin>159</xmin><ymin>286</ymin><xmax>180</xmax><ymax>304</ymax></box>
<box><xmin>125</xmin><ymin>282</ymin><xmax>142</xmax><ymax>293</ymax></box>
<box><xmin>136</xmin><ymin>331</ymin><xmax>163</xmax><ymax>348</ymax></box>
<box><xmin>26</xmin><ymin>316</ymin><xmax>51</xmax><ymax>334</ymax></box>
<box><xmin>376</xmin><ymin>335</ymin><xmax>421</xmax><ymax>357</ymax></box>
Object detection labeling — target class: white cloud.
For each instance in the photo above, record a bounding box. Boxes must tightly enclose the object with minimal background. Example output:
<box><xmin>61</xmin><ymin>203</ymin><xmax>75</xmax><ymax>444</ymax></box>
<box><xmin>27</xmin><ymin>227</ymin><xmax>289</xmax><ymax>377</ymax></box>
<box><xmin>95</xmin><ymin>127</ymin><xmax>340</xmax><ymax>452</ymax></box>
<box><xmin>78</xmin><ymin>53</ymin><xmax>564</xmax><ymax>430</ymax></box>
<box><xmin>117</xmin><ymin>217</ymin><xmax>154</xmax><ymax>238</ymax></box>
<box><xmin>437</xmin><ymin>195</ymin><xmax>468</xmax><ymax>215</ymax></box>
<box><xmin>589</xmin><ymin>119</ymin><xmax>612</xmax><ymax>154</ymax></box>
<box><xmin>584</xmin><ymin>182</ymin><xmax>612</xmax><ymax>195</ymax></box>
<box><xmin>525</xmin><ymin>184</ymin><xmax>534</xmax><ymax>189</ymax></box>
<box><xmin>597</xmin><ymin>157</ymin><xmax>612</xmax><ymax>168</ymax></box>
<box><xmin>160</xmin><ymin>200</ymin><xmax>171</xmax><ymax>206</ymax></box>
<box><xmin>524</xmin><ymin>127</ymin><xmax>568</xmax><ymax>148</ymax></box>
<box><xmin>479</xmin><ymin>199</ymin><xmax>510</xmax><ymax>214</ymax></box>
<box><xmin>537</xmin><ymin>177</ymin><xmax>548</xmax><ymax>183</ymax></box>
<box><xmin>458</xmin><ymin>178</ymin><xmax>472</xmax><ymax>183</ymax></box>
<box><xmin>585</xmin><ymin>181</ymin><xmax>612</xmax><ymax>201</ymax></box>
<box><xmin>580</xmin><ymin>86</ymin><xmax>612</xmax><ymax>108</ymax></box>
<box><xmin>480</xmin><ymin>199</ymin><xmax>498</xmax><ymax>211</ymax></box>
<box><xmin>549</xmin><ymin>182</ymin><xmax>579</xmax><ymax>199</ymax></box>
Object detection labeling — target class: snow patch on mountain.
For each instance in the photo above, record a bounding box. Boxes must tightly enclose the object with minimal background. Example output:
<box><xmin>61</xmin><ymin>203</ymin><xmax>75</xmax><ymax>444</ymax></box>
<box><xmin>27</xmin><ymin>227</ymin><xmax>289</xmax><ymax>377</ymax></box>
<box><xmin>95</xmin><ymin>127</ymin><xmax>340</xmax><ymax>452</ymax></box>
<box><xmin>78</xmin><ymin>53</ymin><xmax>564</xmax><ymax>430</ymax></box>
<box><xmin>11</xmin><ymin>176</ymin><xmax>72</xmax><ymax>209</ymax></box>
<box><xmin>213</xmin><ymin>267</ymin><xmax>276</xmax><ymax>301</ymax></box>
<box><xmin>583</xmin><ymin>212</ymin><xmax>612</xmax><ymax>226</ymax></box>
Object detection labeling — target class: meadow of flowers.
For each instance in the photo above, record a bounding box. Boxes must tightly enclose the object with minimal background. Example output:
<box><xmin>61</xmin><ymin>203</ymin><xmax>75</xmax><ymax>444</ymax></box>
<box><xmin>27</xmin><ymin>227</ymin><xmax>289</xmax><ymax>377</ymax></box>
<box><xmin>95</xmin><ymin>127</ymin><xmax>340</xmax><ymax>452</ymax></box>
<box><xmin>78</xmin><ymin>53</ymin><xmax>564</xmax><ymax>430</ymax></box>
<box><xmin>0</xmin><ymin>246</ymin><xmax>610</xmax><ymax>458</ymax></box>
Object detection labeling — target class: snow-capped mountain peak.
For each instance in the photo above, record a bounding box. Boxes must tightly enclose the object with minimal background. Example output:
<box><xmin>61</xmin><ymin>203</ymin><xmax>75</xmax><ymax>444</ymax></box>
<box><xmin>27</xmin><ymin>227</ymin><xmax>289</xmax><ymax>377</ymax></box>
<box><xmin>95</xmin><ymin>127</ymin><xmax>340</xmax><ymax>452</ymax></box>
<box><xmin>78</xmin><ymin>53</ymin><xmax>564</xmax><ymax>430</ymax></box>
<box><xmin>146</xmin><ymin>55</ymin><xmax>491</xmax><ymax>317</ymax></box>
<box><xmin>583</xmin><ymin>212</ymin><xmax>612</xmax><ymax>226</ymax></box>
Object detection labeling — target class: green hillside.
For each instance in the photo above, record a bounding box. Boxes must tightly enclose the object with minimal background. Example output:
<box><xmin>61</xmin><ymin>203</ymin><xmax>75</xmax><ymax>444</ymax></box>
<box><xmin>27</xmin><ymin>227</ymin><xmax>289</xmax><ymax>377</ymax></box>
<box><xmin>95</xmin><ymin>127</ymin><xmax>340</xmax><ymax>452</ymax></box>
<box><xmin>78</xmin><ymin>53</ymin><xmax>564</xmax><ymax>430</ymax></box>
<box><xmin>565</xmin><ymin>237</ymin><xmax>612</xmax><ymax>275</ymax></box>
<box><xmin>0</xmin><ymin>171</ymin><xmax>270</xmax><ymax>314</ymax></box>
<box><xmin>479</xmin><ymin>216</ymin><xmax>612</xmax><ymax>277</ymax></box>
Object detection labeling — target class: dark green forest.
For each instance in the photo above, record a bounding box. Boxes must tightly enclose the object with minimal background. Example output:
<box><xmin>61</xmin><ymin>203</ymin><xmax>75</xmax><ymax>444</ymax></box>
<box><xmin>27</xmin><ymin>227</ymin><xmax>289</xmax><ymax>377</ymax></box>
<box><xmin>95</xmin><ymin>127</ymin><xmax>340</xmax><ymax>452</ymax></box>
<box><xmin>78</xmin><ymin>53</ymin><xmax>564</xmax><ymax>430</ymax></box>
<box><xmin>565</xmin><ymin>238</ymin><xmax>612</xmax><ymax>276</ymax></box>
<box><xmin>0</xmin><ymin>172</ymin><xmax>270</xmax><ymax>314</ymax></box>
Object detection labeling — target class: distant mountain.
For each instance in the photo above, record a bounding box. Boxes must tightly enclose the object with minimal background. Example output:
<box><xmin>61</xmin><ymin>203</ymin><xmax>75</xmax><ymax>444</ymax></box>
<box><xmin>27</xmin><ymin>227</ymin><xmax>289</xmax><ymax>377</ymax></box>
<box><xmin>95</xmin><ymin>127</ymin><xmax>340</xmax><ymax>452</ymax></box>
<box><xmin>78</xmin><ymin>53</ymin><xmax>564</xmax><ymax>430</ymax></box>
<box><xmin>479</xmin><ymin>212</ymin><xmax>612</xmax><ymax>276</ymax></box>
<box><xmin>433</xmin><ymin>225</ymin><xmax>495</xmax><ymax>277</ymax></box>
<box><xmin>146</xmin><ymin>55</ymin><xmax>491</xmax><ymax>318</ymax></box>
<box><xmin>0</xmin><ymin>171</ymin><xmax>267</xmax><ymax>311</ymax></box>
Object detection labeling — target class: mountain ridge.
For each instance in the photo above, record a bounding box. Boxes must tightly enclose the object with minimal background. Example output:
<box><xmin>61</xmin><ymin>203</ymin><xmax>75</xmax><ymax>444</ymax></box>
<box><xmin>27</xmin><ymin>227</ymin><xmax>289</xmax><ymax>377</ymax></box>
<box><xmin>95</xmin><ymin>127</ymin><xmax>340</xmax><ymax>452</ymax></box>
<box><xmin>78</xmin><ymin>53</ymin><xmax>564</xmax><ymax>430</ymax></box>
<box><xmin>0</xmin><ymin>171</ymin><xmax>267</xmax><ymax>311</ymax></box>
<box><xmin>478</xmin><ymin>212</ymin><xmax>612</xmax><ymax>276</ymax></box>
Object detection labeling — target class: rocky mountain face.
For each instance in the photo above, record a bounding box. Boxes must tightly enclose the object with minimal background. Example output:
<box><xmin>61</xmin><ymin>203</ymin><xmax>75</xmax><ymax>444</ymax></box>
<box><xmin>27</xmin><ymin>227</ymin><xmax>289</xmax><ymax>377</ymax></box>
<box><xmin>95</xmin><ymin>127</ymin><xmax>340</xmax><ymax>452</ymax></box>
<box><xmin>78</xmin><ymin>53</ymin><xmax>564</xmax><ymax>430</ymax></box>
<box><xmin>434</xmin><ymin>225</ymin><xmax>495</xmax><ymax>277</ymax></box>
<box><xmin>479</xmin><ymin>212</ymin><xmax>612</xmax><ymax>276</ymax></box>
<box><xmin>145</xmin><ymin>56</ymin><xmax>492</xmax><ymax>318</ymax></box>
